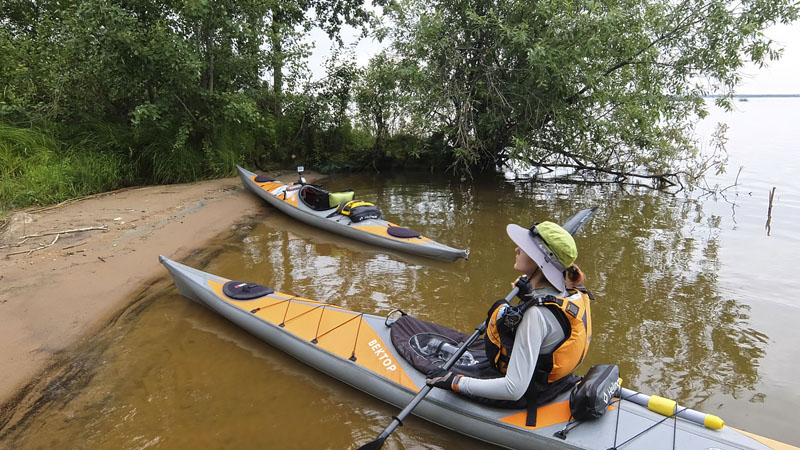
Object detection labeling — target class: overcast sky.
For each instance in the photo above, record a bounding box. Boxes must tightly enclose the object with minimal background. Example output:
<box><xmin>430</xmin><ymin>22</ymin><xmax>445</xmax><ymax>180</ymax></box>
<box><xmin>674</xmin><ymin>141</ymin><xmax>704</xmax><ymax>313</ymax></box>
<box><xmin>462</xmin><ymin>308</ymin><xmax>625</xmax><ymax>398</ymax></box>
<box><xmin>736</xmin><ymin>23</ymin><xmax>800</xmax><ymax>94</ymax></box>
<box><xmin>306</xmin><ymin>21</ymin><xmax>799</xmax><ymax>95</ymax></box>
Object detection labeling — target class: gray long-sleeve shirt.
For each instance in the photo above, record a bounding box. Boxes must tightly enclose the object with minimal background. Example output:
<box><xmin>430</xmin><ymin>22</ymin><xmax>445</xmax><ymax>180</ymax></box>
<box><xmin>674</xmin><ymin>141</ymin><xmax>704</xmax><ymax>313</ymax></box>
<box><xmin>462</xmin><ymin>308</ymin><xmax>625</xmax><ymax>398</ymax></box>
<box><xmin>456</xmin><ymin>286</ymin><xmax>566</xmax><ymax>400</ymax></box>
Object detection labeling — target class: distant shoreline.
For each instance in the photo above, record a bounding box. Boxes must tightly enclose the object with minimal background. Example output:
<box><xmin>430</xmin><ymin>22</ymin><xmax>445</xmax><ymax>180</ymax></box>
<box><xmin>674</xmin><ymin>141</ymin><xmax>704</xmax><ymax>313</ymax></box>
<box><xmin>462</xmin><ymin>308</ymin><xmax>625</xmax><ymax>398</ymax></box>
<box><xmin>703</xmin><ymin>94</ymin><xmax>800</xmax><ymax>98</ymax></box>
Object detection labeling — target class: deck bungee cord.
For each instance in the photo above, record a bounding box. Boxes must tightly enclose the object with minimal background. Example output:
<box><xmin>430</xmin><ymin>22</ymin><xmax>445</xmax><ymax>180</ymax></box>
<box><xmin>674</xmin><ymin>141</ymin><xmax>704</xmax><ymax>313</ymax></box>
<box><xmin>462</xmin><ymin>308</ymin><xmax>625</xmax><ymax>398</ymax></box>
<box><xmin>246</xmin><ymin>293</ymin><xmax>371</xmax><ymax>362</ymax></box>
<box><xmin>609</xmin><ymin>391</ymin><xmax>691</xmax><ymax>450</ymax></box>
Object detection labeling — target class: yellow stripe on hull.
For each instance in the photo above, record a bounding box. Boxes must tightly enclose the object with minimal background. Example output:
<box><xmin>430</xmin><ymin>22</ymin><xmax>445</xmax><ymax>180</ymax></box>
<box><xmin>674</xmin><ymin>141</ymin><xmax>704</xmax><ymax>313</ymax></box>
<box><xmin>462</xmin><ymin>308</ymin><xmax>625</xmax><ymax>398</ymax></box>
<box><xmin>732</xmin><ymin>428</ymin><xmax>800</xmax><ymax>450</ymax></box>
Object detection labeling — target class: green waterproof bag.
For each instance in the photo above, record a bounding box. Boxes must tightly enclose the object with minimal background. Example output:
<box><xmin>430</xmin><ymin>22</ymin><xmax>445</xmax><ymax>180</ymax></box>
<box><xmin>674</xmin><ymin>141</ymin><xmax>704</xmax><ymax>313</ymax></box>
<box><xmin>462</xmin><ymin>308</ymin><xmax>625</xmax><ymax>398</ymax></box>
<box><xmin>329</xmin><ymin>190</ymin><xmax>355</xmax><ymax>208</ymax></box>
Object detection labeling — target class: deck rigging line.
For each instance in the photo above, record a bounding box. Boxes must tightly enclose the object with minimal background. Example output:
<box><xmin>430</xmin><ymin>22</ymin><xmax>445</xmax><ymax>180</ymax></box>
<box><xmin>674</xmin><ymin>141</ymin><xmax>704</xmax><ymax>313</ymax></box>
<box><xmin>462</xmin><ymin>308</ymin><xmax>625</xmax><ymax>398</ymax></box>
<box><xmin>349</xmin><ymin>314</ymin><xmax>366</xmax><ymax>362</ymax></box>
<box><xmin>249</xmin><ymin>296</ymin><xmax>296</xmax><ymax>315</ymax></box>
<box><xmin>311</xmin><ymin>306</ymin><xmax>327</xmax><ymax>344</ymax></box>
<box><xmin>280</xmin><ymin>302</ymin><xmax>324</xmax><ymax>328</ymax></box>
<box><xmin>245</xmin><ymin>292</ymin><xmax>367</xmax><ymax>364</ymax></box>
<box><xmin>609</xmin><ymin>392</ymin><xmax>686</xmax><ymax>449</ymax></box>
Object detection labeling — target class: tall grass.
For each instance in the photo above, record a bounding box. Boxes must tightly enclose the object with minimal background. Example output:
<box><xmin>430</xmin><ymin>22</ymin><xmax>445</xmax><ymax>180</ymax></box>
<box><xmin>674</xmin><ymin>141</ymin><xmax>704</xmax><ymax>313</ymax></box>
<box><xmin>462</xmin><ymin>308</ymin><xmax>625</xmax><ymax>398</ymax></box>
<box><xmin>0</xmin><ymin>108</ymin><xmax>382</xmax><ymax>217</ymax></box>
<box><xmin>0</xmin><ymin>123</ymin><xmax>132</xmax><ymax>213</ymax></box>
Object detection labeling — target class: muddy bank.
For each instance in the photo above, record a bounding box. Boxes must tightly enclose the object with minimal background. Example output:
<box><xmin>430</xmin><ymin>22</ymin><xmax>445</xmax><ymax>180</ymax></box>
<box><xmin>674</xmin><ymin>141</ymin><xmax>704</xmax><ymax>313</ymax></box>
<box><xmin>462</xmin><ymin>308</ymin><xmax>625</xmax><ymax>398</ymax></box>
<box><xmin>0</xmin><ymin>170</ymin><xmax>319</xmax><ymax>406</ymax></box>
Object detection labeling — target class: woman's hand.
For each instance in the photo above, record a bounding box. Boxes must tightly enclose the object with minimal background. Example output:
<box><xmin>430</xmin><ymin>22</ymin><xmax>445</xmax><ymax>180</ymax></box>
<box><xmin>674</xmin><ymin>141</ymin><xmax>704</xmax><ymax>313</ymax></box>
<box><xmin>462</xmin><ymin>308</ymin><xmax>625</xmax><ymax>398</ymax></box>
<box><xmin>426</xmin><ymin>367</ymin><xmax>462</xmax><ymax>392</ymax></box>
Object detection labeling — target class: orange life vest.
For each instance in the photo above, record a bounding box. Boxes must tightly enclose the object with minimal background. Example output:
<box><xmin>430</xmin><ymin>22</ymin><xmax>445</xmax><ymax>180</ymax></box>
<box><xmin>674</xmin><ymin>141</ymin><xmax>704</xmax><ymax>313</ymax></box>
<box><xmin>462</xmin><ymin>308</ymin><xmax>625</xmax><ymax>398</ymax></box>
<box><xmin>485</xmin><ymin>287</ymin><xmax>593</xmax><ymax>386</ymax></box>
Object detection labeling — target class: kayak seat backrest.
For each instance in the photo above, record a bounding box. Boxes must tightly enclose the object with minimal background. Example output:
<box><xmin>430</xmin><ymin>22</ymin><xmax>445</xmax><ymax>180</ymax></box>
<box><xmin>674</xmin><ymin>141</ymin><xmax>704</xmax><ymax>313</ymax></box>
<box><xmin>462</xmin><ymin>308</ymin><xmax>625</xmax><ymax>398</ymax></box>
<box><xmin>299</xmin><ymin>185</ymin><xmax>333</xmax><ymax>211</ymax></box>
<box><xmin>222</xmin><ymin>281</ymin><xmax>274</xmax><ymax>300</ymax></box>
<box><xmin>328</xmin><ymin>190</ymin><xmax>354</xmax><ymax>208</ymax></box>
<box><xmin>387</xmin><ymin>226</ymin><xmax>420</xmax><ymax>239</ymax></box>
<box><xmin>254</xmin><ymin>174</ymin><xmax>276</xmax><ymax>182</ymax></box>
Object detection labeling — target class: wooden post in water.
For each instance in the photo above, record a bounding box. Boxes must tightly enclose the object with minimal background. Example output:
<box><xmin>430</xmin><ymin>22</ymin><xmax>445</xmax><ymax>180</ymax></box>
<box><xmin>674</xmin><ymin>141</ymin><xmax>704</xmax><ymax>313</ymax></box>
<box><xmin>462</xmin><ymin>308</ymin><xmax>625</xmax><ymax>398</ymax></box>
<box><xmin>765</xmin><ymin>187</ymin><xmax>776</xmax><ymax>236</ymax></box>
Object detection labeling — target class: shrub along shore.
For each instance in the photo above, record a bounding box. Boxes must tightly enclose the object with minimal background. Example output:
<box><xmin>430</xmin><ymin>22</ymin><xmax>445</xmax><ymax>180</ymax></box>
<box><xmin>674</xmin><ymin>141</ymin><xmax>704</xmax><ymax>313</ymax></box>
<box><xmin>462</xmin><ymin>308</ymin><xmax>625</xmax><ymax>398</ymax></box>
<box><xmin>3</xmin><ymin>0</ymin><xmax>796</xmax><ymax>214</ymax></box>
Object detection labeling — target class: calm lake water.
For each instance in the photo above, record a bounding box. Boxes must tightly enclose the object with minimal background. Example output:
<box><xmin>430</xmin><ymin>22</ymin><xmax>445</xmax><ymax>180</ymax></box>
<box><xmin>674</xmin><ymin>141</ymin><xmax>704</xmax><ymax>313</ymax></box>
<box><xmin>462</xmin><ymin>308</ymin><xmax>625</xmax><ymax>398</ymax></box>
<box><xmin>2</xmin><ymin>99</ymin><xmax>799</xmax><ymax>449</ymax></box>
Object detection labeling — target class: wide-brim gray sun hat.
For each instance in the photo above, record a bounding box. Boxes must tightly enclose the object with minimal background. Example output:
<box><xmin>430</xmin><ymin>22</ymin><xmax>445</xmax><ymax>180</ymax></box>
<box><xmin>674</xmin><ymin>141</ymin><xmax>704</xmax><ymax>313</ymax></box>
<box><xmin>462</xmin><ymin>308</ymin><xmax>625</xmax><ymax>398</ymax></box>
<box><xmin>506</xmin><ymin>221</ymin><xmax>577</xmax><ymax>292</ymax></box>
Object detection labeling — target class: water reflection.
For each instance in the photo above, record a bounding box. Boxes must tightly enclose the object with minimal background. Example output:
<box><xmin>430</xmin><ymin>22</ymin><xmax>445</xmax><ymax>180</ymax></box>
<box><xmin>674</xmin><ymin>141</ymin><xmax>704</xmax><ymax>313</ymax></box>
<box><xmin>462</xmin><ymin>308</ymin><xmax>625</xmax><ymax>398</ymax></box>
<box><xmin>568</xmin><ymin>187</ymin><xmax>765</xmax><ymax>408</ymax></box>
<box><xmin>5</xmin><ymin>160</ymin><xmax>800</xmax><ymax>447</ymax></box>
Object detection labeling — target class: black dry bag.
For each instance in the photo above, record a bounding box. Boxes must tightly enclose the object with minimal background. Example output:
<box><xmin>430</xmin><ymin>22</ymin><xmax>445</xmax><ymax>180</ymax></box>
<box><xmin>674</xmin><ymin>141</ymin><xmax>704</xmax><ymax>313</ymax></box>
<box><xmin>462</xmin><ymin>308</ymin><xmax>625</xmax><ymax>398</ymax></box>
<box><xmin>569</xmin><ymin>364</ymin><xmax>620</xmax><ymax>421</ymax></box>
<box><xmin>348</xmin><ymin>204</ymin><xmax>382</xmax><ymax>222</ymax></box>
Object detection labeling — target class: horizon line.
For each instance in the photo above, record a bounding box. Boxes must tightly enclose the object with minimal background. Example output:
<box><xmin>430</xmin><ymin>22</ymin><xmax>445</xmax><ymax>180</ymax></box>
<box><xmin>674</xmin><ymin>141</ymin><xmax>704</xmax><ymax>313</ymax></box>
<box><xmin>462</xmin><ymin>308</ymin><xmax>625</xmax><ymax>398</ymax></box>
<box><xmin>703</xmin><ymin>94</ymin><xmax>800</xmax><ymax>98</ymax></box>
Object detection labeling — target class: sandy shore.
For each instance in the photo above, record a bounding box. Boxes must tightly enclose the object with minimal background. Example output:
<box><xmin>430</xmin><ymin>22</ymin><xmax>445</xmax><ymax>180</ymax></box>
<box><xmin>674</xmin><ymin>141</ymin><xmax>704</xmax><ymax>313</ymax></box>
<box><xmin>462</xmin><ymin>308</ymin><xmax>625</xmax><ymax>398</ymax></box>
<box><xmin>0</xmin><ymin>170</ymin><xmax>320</xmax><ymax>405</ymax></box>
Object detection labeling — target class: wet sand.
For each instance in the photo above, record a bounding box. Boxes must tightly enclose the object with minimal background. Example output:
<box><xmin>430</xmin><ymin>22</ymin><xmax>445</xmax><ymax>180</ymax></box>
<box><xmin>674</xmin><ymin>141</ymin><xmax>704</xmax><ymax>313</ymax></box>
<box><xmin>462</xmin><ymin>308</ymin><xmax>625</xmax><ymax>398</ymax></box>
<box><xmin>0</xmin><ymin>170</ymin><xmax>320</xmax><ymax>407</ymax></box>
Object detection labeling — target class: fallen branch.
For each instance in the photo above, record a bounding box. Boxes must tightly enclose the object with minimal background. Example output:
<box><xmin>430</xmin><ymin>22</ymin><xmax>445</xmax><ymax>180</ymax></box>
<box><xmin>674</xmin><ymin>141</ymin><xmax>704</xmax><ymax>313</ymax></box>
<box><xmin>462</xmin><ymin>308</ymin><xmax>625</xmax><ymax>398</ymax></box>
<box><xmin>6</xmin><ymin>234</ymin><xmax>60</xmax><ymax>257</ymax></box>
<box><xmin>0</xmin><ymin>238</ymin><xmax>29</xmax><ymax>250</ymax></box>
<box><xmin>21</xmin><ymin>225</ymin><xmax>107</xmax><ymax>240</ymax></box>
<box><xmin>513</xmin><ymin>151</ymin><xmax>680</xmax><ymax>188</ymax></box>
<box><xmin>21</xmin><ymin>186</ymin><xmax>146</xmax><ymax>215</ymax></box>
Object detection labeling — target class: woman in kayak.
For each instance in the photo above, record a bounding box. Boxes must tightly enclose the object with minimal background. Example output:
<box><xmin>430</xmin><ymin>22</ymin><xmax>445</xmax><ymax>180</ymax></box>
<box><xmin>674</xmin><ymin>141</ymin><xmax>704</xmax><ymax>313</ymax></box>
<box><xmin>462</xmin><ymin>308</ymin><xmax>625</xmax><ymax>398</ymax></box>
<box><xmin>426</xmin><ymin>221</ymin><xmax>593</xmax><ymax>426</ymax></box>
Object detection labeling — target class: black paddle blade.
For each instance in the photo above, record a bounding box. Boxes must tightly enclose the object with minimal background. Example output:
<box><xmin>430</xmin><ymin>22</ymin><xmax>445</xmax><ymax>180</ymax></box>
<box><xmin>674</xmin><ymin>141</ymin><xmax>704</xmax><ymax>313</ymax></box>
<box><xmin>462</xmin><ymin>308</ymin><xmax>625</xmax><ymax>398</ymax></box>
<box><xmin>561</xmin><ymin>207</ymin><xmax>597</xmax><ymax>236</ymax></box>
<box><xmin>356</xmin><ymin>437</ymin><xmax>386</xmax><ymax>450</ymax></box>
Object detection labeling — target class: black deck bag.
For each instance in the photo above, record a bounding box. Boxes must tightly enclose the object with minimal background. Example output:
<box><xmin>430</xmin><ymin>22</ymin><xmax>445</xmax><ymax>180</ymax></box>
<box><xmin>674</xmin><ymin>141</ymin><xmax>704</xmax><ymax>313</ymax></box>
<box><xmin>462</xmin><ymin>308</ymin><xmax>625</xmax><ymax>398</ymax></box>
<box><xmin>348</xmin><ymin>204</ymin><xmax>382</xmax><ymax>222</ymax></box>
<box><xmin>569</xmin><ymin>364</ymin><xmax>620</xmax><ymax>421</ymax></box>
<box><xmin>391</xmin><ymin>313</ymin><xmax>578</xmax><ymax>411</ymax></box>
<box><xmin>390</xmin><ymin>314</ymin><xmax>497</xmax><ymax>378</ymax></box>
<box><xmin>299</xmin><ymin>185</ymin><xmax>332</xmax><ymax>211</ymax></box>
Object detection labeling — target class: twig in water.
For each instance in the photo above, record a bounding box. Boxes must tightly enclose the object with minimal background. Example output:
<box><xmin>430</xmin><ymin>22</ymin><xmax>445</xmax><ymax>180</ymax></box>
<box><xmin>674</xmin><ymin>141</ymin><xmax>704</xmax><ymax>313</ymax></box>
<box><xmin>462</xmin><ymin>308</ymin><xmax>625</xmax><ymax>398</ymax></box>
<box><xmin>765</xmin><ymin>187</ymin><xmax>776</xmax><ymax>236</ymax></box>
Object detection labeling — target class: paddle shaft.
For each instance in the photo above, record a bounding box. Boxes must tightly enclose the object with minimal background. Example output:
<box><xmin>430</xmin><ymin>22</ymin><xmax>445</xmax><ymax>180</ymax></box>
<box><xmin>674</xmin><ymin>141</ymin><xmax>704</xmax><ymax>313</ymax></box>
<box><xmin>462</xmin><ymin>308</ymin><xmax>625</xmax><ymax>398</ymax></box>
<box><xmin>358</xmin><ymin>286</ymin><xmax>520</xmax><ymax>450</ymax></box>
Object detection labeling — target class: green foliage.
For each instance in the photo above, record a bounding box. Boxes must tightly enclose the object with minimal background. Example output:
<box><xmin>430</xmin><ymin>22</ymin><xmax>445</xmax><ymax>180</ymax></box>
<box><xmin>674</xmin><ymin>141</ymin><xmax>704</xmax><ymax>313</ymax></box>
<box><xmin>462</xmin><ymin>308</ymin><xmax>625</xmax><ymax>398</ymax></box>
<box><xmin>0</xmin><ymin>123</ymin><xmax>132</xmax><ymax>211</ymax></box>
<box><xmin>271</xmin><ymin>52</ymin><xmax>382</xmax><ymax>172</ymax></box>
<box><xmin>1</xmin><ymin>0</ymin><xmax>797</xmax><ymax>212</ymax></box>
<box><xmin>380</xmin><ymin>0</ymin><xmax>799</xmax><ymax>185</ymax></box>
<box><xmin>0</xmin><ymin>0</ymin><xmax>375</xmax><ymax>210</ymax></box>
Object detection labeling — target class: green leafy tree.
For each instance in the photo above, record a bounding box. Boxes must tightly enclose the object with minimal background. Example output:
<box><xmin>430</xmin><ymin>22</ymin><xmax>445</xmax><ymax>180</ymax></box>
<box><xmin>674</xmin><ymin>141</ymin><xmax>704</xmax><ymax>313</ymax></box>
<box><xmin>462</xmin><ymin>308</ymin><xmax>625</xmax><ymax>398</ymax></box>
<box><xmin>382</xmin><ymin>0</ymin><xmax>798</xmax><ymax>185</ymax></box>
<box><xmin>355</xmin><ymin>52</ymin><xmax>401</xmax><ymax>161</ymax></box>
<box><xmin>1</xmin><ymin>0</ymin><xmax>383</xmax><ymax>185</ymax></box>
<box><xmin>1</xmin><ymin>0</ymin><xmax>279</xmax><ymax>181</ymax></box>
<box><xmin>268</xmin><ymin>0</ymin><xmax>382</xmax><ymax>115</ymax></box>
<box><xmin>275</xmin><ymin>51</ymin><xmax>370</xmax><ymax>170</ymax></box>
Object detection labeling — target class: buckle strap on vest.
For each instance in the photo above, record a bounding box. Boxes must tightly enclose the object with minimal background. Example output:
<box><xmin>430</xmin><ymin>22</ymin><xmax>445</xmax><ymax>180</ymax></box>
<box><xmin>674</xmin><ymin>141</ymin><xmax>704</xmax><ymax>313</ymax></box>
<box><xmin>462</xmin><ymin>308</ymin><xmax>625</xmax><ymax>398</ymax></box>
<box><xmin>531</xmin><ymin>295</ymin><xmax>563</xmax><ymax>307</ymax></box>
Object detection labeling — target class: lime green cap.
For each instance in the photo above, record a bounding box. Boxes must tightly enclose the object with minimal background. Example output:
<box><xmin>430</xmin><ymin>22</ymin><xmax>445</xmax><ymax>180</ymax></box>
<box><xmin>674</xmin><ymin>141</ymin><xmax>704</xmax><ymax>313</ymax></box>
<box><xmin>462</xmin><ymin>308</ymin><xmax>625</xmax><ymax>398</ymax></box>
<box><xmin>535</xmin><ymin>221</ymin><xmax>577</xmax><ymax>267</ymax></box>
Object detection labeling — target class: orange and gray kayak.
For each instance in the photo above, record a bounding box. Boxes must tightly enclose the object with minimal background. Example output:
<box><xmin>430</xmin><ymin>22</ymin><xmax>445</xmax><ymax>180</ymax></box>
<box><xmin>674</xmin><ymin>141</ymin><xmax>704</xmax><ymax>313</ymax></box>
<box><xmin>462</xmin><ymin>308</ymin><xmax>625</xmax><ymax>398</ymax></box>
<box><xmin>236</xmin><ymin>165</ymin><xmax>468</xmax><ymax>261</ymax></box>
<box><xmin>160</xmin><ymin>255</ymin><xmax>796</xmax><ymax>450</ymax></box>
